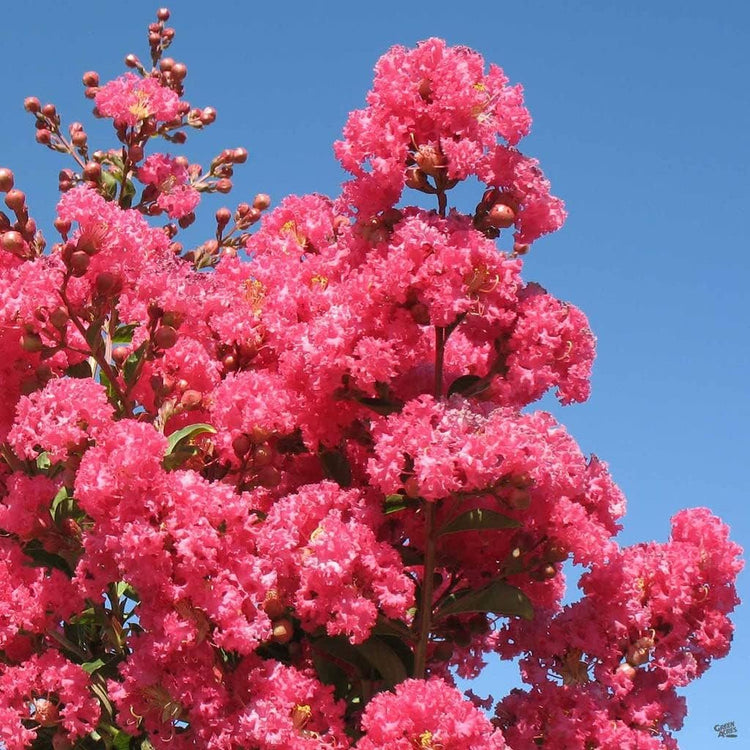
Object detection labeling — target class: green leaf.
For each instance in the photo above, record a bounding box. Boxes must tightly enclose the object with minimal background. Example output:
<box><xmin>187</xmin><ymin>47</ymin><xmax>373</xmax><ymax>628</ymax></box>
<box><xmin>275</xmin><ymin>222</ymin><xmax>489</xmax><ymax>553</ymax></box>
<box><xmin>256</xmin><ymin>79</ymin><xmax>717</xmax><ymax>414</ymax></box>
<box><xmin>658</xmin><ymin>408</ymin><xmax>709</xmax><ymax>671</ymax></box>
<box><xmin>65</xmin><ymin>359</ymin><xmax>93</xmax><ymax>379</ymax></box>
<box><xmin>36</xmin><ymin>452</ymin><xmax>51</xmax><ymax>471</ymax></box>
<box><xmin>82</xmin><ymin>658</ymin><xmax>106</xmax><ymax>674</ymax></box>
<box><xmin>113</xmin><ymin>731</ymin><xmax>133</xmax><ymax>750</ymax></box>
<box><xmin>123</xmin><ymin>342</ymin><xmax>148</xmax><ymax>385</ymax></box>
<box><xmin>384</xmin><ymin>494</ymin><xmax>409</xmax><ymax>514</ymax></box>
<box><xmin>447</xmin><ymin>374</ymin><xmax>489</xmax><ymax>398</ymax></box>
<box><xmin>101</xmin><ymin>170</ymin><xmax>119</xmax><ymax>200</ymax></box>
<box><xmin>438</xmin><ymin>508</ymin><xmax>520</xmax><ymax>535</ymax></box>
<box><xmin>51</xmin><ymin>486</ymin><xmax>69</xmax><ymax>514</ymax></box>
<box><xmin>438</xmin><ymin>580</ymin><xmax>533</xmax><ymax>620</ymax></box>
<box><xmin>112</xmin><ymin>323</ymin><xmax>137</xmax><ymax>345</ymax></box>
<box><xmin>356</xmin><ymin>396</ymin><xmax>404</xmax><ymax>416</ymax></box>
<box><xmin>22</xmin><ymin>540</ymin><xmax>72</xmax><ymax>575</ymax></box>
<box><xmin>166</xmin><ymin>423</ymin><xmax>217</xmax><ymax>455</ymax></box>
<box><xmin>319</xmin><ymin>449</ymin><xmax>352</xmax><ymax>488</ymax></box>
<box><xmin>356</xmin><ymin>637</ymin><xmax>409</xmax><ymax>687</ymax></box>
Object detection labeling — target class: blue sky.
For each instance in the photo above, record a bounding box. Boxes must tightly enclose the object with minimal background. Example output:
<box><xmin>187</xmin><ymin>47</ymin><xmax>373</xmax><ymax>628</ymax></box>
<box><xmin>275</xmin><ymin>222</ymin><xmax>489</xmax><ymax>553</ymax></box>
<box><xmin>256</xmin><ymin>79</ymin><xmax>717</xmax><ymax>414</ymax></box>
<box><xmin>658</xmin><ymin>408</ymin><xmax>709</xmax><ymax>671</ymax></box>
<box><xmin>1</xmin><ymin>2</ymin><xmax>748</xmax><ymax>747</ymax></box>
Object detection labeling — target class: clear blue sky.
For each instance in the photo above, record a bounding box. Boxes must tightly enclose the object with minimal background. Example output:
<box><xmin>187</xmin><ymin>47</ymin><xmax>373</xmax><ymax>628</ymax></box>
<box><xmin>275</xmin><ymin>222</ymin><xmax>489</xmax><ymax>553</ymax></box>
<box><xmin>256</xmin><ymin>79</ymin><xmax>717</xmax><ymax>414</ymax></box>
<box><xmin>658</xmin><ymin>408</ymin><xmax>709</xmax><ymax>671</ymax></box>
<box><xmin>1</xmin><ymin>2</ymin><xmax>748</xmax><ymax>747</ymax></box>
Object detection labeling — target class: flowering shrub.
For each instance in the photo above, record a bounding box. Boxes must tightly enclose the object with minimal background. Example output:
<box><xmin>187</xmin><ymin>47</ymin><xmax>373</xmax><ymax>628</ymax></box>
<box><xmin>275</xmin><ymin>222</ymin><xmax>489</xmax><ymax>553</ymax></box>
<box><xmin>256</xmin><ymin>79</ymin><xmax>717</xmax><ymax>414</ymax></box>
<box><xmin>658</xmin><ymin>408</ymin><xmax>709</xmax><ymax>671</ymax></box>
<box><xmin>0</xmin><ymin>8</ymin><xmax>742</xmax><ymax>750</ymax></box>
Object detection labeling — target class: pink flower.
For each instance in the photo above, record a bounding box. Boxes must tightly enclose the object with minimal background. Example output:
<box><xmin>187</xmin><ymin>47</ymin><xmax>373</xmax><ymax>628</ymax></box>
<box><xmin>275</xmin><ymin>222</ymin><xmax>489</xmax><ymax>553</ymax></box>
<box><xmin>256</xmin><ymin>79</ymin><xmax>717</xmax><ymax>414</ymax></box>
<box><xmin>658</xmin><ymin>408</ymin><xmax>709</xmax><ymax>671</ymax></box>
<box><xmin>357</xmin><ymin>677</ymin><xmax>507</xmax><ymax>749</ymax></box>
<box><xmin>8</xmin><ymin>378</ymin><xmax>113</xmax><ymax>463</ymax></box>
<box><xmin>95</xmin><ymin>73</ymin><xmax>181</xmax><ymax>126</ymax></box>
<box><xmin>138</xmin><ymin>153</ymin><xmax>200</xmax><ymax>218</ymax></box>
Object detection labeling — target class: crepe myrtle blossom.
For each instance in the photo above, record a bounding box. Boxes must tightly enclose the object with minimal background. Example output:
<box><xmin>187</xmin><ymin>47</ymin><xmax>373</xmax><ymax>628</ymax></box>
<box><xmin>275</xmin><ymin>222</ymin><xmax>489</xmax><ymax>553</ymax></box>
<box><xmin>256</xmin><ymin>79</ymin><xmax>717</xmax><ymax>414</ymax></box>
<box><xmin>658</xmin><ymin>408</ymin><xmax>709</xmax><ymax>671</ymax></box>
<box><xmin>0</xmin><ymin>8</ymin><xmax>741</xmax><ymax>749</ymax></box>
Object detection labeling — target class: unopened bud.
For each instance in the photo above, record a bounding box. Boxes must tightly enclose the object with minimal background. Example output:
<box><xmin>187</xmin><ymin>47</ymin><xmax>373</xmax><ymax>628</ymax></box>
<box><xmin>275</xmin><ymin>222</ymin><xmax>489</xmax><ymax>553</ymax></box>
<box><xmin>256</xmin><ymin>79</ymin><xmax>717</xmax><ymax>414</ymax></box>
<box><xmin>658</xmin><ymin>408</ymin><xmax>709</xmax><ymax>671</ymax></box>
<box><xmin>95</xmin><ymin>271</ymin><xmax>122</xmax><ymax>296</ymax></box>
<box><xmin>263</xmin><ymin>590</ymin><xmax>286</xmax><ymax>620</ymax></box>
<box><xmin>487</xmin><ymin>202</ymin><xmax>516</xmax><ymax>230</ymax></box>
<box><xmin>41</xmin><ymin>103</ymin><xmax>57</xmax><ymax>119</ymax></box>
<box><xmin>171</xmin><ymin>62</ymin><xmax>187</xmax><ymax>81</ymax></box>
<box><xmin>82</xmin><ymin>71</ymin><xmax>99</xmax><ymax>87</ymax></box>
<box><xmin>180</xmin><ymin>389</ymin><xmax>202</xmax><ymax>409</ymax></box>
<box><xmin>82</xmin><ymin>162</ymin><xmax>101</xmax><ymax>182</ymax></box>
<box><xmin>5</xmin><ymin>189</ymin><xmax>26</xmax><ymax>212</ymax></box>
<box><xmin>232</xmin><ymin>147</ymin><xmax>248</xmax><ymax>164</ymax></box>
<box><xmin>124</xmin><ymin>54</ymin><xmax>140</xmax><ymax>68</ymax></box>
<box><xmin>201</xmin><ymin>107</ymin><xmax>217</xmax><ymax>125</ymax></box>
<box><xmin>157</xmin><ymin>7</ymin><xmax>170</xmax><ymax>21</ymax></box>
<box><xmin>24</xmin><ymin>96</ymin><xmax>41</xmax><ymax>113</ymax></box>
<box><xmin>252</xmin><ymin>193</ymin><xmax>271</xmax><ymax>211</ymax></box>
<box><xmin>0</xmin><ymin>168</ymin><xmax>14</xmax><ymax>192</ymax></box>
<box><xmin>68</xmin><ymin>250</ymin><xmax>90</xmax><ymax>276</ymax></box>
<box><xmin>35</xmin><ymin>129</ymin><xmax>52</xmax><ymax>145</ymax></box>
<box><xmin>215</xmin><ymin>207</ymin><xmax>232</xmax><ymax>229</ymax></box>
<box><xmin>154</xmin><ymin>325</ymin><xmax>177</xmax><ymax>349</ymax></box>
<box><xmin>215</xmin><ymin>178</ymin><xmax>232</xmax><ymax>194</ymax></box>
<box><xmin>1</xmin><ymin>230</ymin><xmax>25</xmax><ymax>255</ymax></box>
<box><xmin>49</xmin><ymin>307</ymin><xmax>69</xmax><ymax>329</ymax></box>
<box><xmin>112</xmin><ymin>346</ymin><xmax>129</xmax><ymax>365</ymax></box>
<box><xmin>232</xmin><ymin>433</ymin><xmax>252</xmax><ymax>458</ymax></box>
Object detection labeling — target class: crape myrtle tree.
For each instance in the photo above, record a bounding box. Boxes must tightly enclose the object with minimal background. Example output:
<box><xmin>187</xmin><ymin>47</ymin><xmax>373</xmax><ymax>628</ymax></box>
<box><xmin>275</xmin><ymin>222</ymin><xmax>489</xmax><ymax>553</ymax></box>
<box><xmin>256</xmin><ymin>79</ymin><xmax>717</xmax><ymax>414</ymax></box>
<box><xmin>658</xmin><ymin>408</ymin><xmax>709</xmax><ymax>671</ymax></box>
<box><xmin>0</xmin><ymin>8</ymin><xmax>742</xmax><ymax>749</ymax></box>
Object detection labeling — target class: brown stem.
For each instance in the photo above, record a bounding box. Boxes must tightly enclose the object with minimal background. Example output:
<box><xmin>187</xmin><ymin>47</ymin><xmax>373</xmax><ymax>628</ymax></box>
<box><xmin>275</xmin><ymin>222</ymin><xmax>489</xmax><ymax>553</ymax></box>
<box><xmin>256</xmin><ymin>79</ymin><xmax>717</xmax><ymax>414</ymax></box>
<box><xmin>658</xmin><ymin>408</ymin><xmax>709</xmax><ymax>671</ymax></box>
<box><xmin>414</xmin><ymin>502</ymin><xmax>437</xmax><ymax>678</ymax></box>
<box><xmin>414</xmin><ymin>325</ymin><xmax>448</xmax><ymax>678</ymax></box>
<box><xmin>57</xmin><ymin>282</ymin><xmax>134</xmax><ymax>416</ymax></box>
<box><xmin>437</xmin><ymin>190</ymin><xmax>447</xmax><ymax>218</ymax></box>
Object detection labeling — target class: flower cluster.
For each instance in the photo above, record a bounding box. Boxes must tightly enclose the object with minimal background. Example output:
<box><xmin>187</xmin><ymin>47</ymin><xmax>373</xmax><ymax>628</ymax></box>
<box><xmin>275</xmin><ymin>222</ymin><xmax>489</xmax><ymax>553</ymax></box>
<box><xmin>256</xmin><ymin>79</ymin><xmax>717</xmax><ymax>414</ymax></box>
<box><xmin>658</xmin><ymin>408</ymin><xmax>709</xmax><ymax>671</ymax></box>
<box><xmin>0</xmin><ymin>9</ymin><xmax>741</xmax><ymax>750</ymax></box>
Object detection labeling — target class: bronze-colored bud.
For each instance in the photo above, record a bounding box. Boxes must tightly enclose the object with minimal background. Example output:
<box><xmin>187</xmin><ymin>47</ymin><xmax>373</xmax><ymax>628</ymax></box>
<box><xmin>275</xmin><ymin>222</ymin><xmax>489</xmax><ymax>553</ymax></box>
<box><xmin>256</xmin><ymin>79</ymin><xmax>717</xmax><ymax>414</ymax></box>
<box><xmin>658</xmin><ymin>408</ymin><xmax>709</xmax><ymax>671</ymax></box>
<box><xmin>82</xmin><ymin>71</ymin><xmax>99</xmax><ymax>87</ymax></box>
<box><xmin>252</xmin><ymin>193</ymin><xmax>271</xmax><ymax>211</ymax></box>
<box><xmin>24</xmin><ymin>96</ymin><xmax>41</xmax><ymax>113</ymax></box>
<box><xmin>5</xmin><ymin>189</ymin><xmax>26</xmax><ymax>213</ymax></box>
<box><xmin>154</xmin><ymin>325</ymin><xmax>178</xmax><ymax>349</ymax></box>
<box><xmin>0</xmin><ymin>168</ymin><xmax>14</xmax><ymax>192</ymax></box>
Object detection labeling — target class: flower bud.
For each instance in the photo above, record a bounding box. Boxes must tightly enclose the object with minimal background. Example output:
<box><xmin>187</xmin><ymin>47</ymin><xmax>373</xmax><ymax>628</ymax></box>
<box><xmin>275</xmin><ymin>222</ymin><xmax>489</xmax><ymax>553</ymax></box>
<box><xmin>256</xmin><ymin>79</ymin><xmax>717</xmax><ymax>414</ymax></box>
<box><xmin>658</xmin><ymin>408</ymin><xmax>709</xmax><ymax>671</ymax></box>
<box><xmin>95</xmin><ymin>271</ymin><xmax>122</xmax><ymax>296</ymax></box>
<box><xmin>82</xmin><ymin>71</ymin><xmax>99</xmax><ymax>87</ymax></box>
<box><xmin>201</xmin><ymin>107</ymin><xmax>217</xmax><ymax>125</ymax></box>
<box><xmin>68</xmin><ymin>250</ymin><xmax>91</xmax><ymax>276</ymax></box>
<box><xmin>5</xmin><ymin>189</ymin><xmax>26</xmax><ymax>213</ymax></box>
<box><xmin>35</xmin><ymin>129</ymin><xmax>52</xmax><ymax>145</ymax></box>
<box><xmin>232</xmin><ymin>147</ymin><xmax>248</xmax><ymax>164</ymax></box>
<box><xmin>49</xmin><ymin>307</ymin><xmax>69</xmax><ymax>329</ymax></box>
<box><xmin>41</xmin><ymin>103</ymin><xmax>57</xmax><ymax>119</ymax></box>
<box><xmin>124</xmin><ymin>54</ymin><xmax>140</xmax><ymax>68</ymax></box>
<box><xmin>252</xmin><ymin>193</ymin><xmax>271</xmax><ymax>211</ymax></box>
<box><xmin>112</xmin><ymin>346</ymin><xmax>129</xmax><ymax>365</ymax></box>
<box><xmin>24</xmin><ymin>96</ymin><xmax>41</xmax><ymax>113</ymax></box>
<box><xmin>263</xmin><ymin>590</ymin><xmax>286</xmax><ymax>620</ymax></box>
<box><xmin>1</xmin><ymin>230</ymin><xmax>25</xmax><ymax>255</ymax></box>
<box><xmin>154</xmin><ymin>325</ymin><xmax>178</xmax><ymax>349</ymax></box>
<box><xmin>215</xmin><ymin>207</ymin><xmax>232</xmax><ymax>229</ymax></box>
<box><xmin>171</xmin><ymin>62</ymin><xmax>187</xmax><ymax>81</ymax></box>
<box><xmin>257</xmin><ymin>465</ymin><xmax>281</xmax><ymax>488</ymax></box>
<box><xmin>487</xmin><ymin>202</ymin><xmax>516</xmax><ymax>229</ymax></box>
<box><xmin>215</xmin><ymin>178</ymin><xmax>232</xmax><ymax>194</ymax></box>
<box><xmin>82</xmin><ymin>162</ymin><xmax>101</xmax><ymax>182</ymax></box>
<box><xmin>157</xmin><ymin>7</ymin><xmax>170</xmax><ymax>21</ymax></box>
<box><xmin>180</xmin><ymin>389</ymin><xmax>202</xmax><ymax>409</ymax></box>
<box><xmin>0</xmin><ymin>168</ymin><xmax>14</xmax><ymax>192</ymax></box>
<box><xmin>160</xmin><ymin>57</ymin><xmax>175</xmax><ymax>72</ymax></box>
<box><xmin>232</xmin><ymin>433</ymin><xmax>252</xmax><ymax>458</ymax></box>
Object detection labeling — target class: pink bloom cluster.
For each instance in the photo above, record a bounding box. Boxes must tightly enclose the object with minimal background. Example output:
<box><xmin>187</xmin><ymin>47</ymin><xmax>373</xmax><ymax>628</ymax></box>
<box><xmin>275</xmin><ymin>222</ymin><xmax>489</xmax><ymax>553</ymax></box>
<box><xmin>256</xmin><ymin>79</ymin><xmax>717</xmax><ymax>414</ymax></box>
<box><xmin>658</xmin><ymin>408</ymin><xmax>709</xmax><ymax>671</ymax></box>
<box><xmin>95</xmin><ymin>72</ymin><xmax>182</xmax><ymax>127</ymax></box>
<box><xmin>0</xmin><ymin>11</ymin><xmax>742</xmax><ymax>750</ymax></box>
<box><xmin>138</xmin><ymin>153</ymin><xmax>200</xmax><ymax>218</ymax></box>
